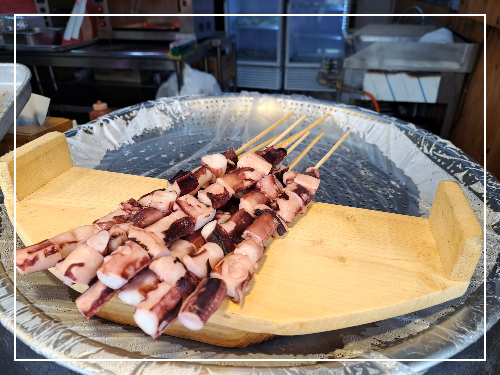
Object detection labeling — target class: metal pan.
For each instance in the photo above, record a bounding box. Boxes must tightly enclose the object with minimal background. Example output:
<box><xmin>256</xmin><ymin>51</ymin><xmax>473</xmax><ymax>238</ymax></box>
<box><xmin>0</xmin><ymin>63</ymin><xmax>32</xmax><ymax>141</ymax></box>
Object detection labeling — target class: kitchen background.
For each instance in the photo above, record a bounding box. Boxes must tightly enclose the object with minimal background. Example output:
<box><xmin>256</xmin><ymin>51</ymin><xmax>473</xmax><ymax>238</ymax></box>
<box><xmin>0</xmin><ymin>0</ymin><xmax>496</xmax><ymax>178</ymax></box>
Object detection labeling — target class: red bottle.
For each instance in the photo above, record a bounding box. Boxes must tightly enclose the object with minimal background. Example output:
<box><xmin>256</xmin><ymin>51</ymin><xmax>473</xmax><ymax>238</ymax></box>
<box><xmin>89</xmin><ymin>100</ymin><xmax>112</xmax><ymax>121</ymax></box>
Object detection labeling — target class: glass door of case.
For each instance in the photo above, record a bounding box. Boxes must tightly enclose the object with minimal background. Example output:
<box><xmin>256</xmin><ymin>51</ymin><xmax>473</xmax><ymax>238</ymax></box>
<box><xmin>286</xmin><ymin>0</ymin><xmax>348</xmax><ymax>66</ymax></box>
<box><xmin>226</xmin><ymin>0</ymin><xmax>284</xmax><ymax>66</ymax></box>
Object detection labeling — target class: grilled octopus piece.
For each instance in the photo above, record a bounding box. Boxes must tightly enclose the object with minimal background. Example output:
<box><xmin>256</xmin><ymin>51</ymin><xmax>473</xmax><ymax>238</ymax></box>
<box><xmin>76</xmin><ymin>278</ymin><xmax>117</xmax><ymax>319</ymax></box>
<box><xmin>177</xmin><ymin>278</ymin><xmax>228</xmax><ymax>331</ymax></box>
<box><xmin>256</xmin><ymin>145</ymin><xmax>287</xmax><ymax>168</ymax></box>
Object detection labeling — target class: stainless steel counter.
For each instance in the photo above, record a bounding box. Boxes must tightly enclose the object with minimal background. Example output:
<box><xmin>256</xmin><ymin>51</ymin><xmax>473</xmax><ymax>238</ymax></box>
<box><xmin>341</xmin><ymin>24</ymin><xmax>480</xmax><ymax>139</ymax></box>
<box><xmin>0</xmin><ymin>33</ymin><xmax>236</xmax><ymax>121</ymax></box>
<box><xmin>0</xmin><ymin>39</ymin><xmax>211</xmax><ymax>91</ymax></box>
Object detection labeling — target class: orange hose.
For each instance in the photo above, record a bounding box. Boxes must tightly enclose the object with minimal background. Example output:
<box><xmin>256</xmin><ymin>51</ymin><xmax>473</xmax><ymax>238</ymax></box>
<box><xmin>362</xmin><ymin>91</ymin><xmax>380</xmax><ymax>113</ymax></box>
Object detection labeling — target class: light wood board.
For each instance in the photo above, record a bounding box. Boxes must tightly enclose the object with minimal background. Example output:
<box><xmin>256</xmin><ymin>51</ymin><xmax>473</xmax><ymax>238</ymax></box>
<box><xmin>1</xmin><ymin>132</ymin><xmax>483</xmax><ymax>347</ymax></box>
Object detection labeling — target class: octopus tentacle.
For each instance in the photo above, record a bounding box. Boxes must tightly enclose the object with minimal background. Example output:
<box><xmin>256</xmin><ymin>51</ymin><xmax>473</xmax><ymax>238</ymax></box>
<box><xmin>118</xmin><ymin>269</ymin><xmax>161</xmax><ymax>307</ymax></box>
<box><xmin>134</xmin><ymin>282</ymin><xmax>183</xmax><ymax>339</ymax></box>
<box><xmin>177</xmin><ymin>278</ymin><xmax>227</xmax><ymax>331</ymax></box>
<box><xmin>76</xmin><ymin>279</ymin><xmax>117</xmax><ymax>319</ymax></box>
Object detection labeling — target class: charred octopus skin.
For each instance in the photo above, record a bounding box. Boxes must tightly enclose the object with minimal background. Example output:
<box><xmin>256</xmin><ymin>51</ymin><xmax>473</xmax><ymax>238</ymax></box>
<box><xmin>256</xmin><ymin>145</ymin><xmax>287</xmax><ymax>168</ymax></box>
<box><xmin>96</xmin><ymin>240</ymin><xmax>152</xmax><ymax>290</ymax></box>
<box><xmin>220</xmin><ymin>209</ymin><xmax>255</xmax><ymax>243</ymax></box>
<box><xmin>177</xmin><ymin>278</ymin><xmax>227</xmax><ymax>331</ymax></box>
<box><xmin>76</xmin><ymin>279</ymin><xmax>117</xmax><ymax>319</ymax></box>
<box><xmin>56</xmin><ymin>230</ymin><xmax>110</xmax><ymax>286</ymax></box>
<box><xmin>183</xmin><ymin>242</ymin><xmax>225</xmax><ymax>279</ymax></box>
<box><xmin>201</xmin><ymin>220</ymin><xmax>236</xmax><ymax>255</ymax></box>
<box><xmin>134</xmin><ymin>282</ymin><xmax>183</xmax><ymax>339</ymax></box>
<box><xmin>118</xmin><ymin>269</ymin><xmax>160</xmax><ymax>307</ymax></box>
<box><xmin>93</xmin><ymin>199</ymin><xmax>142</xmax><ymax>230</ymax></box>
<box><xmin>197</xmin><ymin>183</ymin><xmax>232</xmax><ymax>209</ymax></box>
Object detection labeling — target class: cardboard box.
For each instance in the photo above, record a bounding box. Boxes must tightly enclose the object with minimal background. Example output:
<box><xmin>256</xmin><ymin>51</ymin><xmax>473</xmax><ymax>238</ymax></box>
<box><xmin>0</xmin><ymin>117</ymin><xmax>73</xmax><ymax>156</ymax></box>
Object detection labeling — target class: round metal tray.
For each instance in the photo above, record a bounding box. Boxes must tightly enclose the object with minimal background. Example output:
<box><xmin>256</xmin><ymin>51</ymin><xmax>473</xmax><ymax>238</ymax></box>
<box><xmin>1</xmin><ymin>93</ymin><xmax>498</xmax><ymax>374</ymax></box>
<box><xmin>0</xmin><ymin>63</ymin><xmax>32</xmax><ymax>141</ymax></box>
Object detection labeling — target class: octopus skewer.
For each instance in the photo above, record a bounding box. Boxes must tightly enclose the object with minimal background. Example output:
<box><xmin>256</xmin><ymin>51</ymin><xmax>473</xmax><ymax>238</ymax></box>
<box><xmin>128</xmin><ymin>131</ymin><xmax>344</xmax><ymax>337</ymax></box>
<box><xmin>68</xmin><ymin>116</ymin><xmax>312</xmax><ymax>320</ymax></box>
<box><xmin>15</xmin><ymin>146</ymin><xmax>240</xmax><ymax>277</ymax></box>
<box><xmin>127</xmin><ymin>136</ymin><xmax>318</xmax><ymax>337</ymax></box>
<box><xmin>107</xmin><ymin>137</ymin><xmax>334</xmax><ymax>336</ymax></box>
<box><xmin>15</xmin><ymin>113</ymin><xmax>342</xmax><ymax>340</ymax></box>
<box><xmin>15</xmin><ymin>111</ymin><xmax>302</xmax><ymax>276</ymax></box>
<box><xmin>129</xmin><ymin>138</ymin><xmax>316</xmax><ymax>336</ymax></box>
<box><xmin>131</xmin><ymin>154</ymin><xmax>307</xmax><ymax>334</ymax></box>
<box><xmin>177</xmin><ymin>131</ymin><xmax>350</xmax><ymax>332</ymax></box>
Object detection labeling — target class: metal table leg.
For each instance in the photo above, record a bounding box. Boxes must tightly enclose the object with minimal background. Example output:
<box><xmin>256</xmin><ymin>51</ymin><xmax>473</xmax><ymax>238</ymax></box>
<box><xmin>48</xmin><ymin>66</ymin><xmax>58</xmax><ymax>92</ymax></box>
<box><xmin>232</xmin><ymin>42</ymin><xmax>237</xmax><ymax>92</ymax></box>
<box><xmin>203</xmin><ymin>56</ymin><xmax>208</xmax><ymax>73</ymax></box>
<box><xmin>175</xmin><ymin>60</ymin><xmax>184</xmax><ymax>94</ymax></box>
<box><xmin>32</xmin><ymin>65</ymin><xmax>44</xmax><ymax>96</ymax></box>
<box><xmin>217</xmin><ymin>45</ymin><xmax>222</xmax><ymax>87</ymax></box>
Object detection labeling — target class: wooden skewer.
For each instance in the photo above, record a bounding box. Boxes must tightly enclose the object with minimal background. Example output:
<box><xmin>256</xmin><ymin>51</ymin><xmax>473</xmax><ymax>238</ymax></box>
<box><xmin>286</xmin><ymin>131</ymin><xmax>310</xmax><ymax>154</ymax></box>
<box><xmin>277</xmin><ymin>113</ymin><xmax>328</xmax><ymax>149</ymax></box>
<box><xmin>277</xmin><ymin>113</ymin><xmax>330</xmax><ymax>148</ymax></box>
<box><xmin>0</xmin><ymin>91</ymin><xmax>7</xmax><ymax>101</ymax></box>
<box><xmin>269</xmin><ymin>114</ymin><xmax>306</xmax><ymax>146</ymax></box>
<box><xmin>235</xmin><ymin>111</ymin><xmax>294</xmax><ymax>155</ymax></box>
<box><xmin>278</xmin><ymin>129</ymin><xmax>306</xmax><ymax>149</ymax></box>
<box><xmin>314</xmin><ymin>130</ymin><xmax>351</xmax><ymax>170</ymax></box>
<box><xmin>239</xmin><ymin>113</ymin><xmax>307</xmax><ymax>157</ymax></box>
<box><xmin>240</xmin><ymin>114</ymin><xmax>307</xmax><ymax>157</ymax></box>
<box><xmin>278</xmin><ymin>132</ymin><xmax>302</xmax><ymax>149</ymax></box>
<box><xmin>289</xmin><ymin>131</ymin><xmax>325</xmax><ymax>171</ymax></box>
<box><xmin>240</xmin><ymin>135</ymin><xmax>279</xmax><ymax>157</ymax></box>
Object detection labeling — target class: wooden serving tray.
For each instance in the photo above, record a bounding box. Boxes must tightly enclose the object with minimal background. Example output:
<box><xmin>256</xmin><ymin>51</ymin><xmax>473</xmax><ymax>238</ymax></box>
<box><xmin>0</xmin><ymin>133</ymin><xmax>483</xmax><ymax>348</ymax></box>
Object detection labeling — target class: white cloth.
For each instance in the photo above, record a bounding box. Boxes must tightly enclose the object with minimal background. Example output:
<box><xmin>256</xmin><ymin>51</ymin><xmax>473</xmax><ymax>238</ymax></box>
<box><xmin>418</xmin><ymin>27</ymin><xmax>453</xmax><ymax>43</ymax></box>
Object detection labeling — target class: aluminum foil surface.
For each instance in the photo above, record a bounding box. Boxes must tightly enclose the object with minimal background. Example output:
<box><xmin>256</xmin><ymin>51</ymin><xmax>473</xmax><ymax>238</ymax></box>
<box><xmin>1</xmin><ymin>92</ymin><xmax>498</xmax><ymax>375</ymax></box>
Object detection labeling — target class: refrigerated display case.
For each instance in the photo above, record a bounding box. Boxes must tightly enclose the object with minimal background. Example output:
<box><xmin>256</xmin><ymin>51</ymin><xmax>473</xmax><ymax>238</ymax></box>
<box><xmin>285</xmin><ymin>0</ymin><xmax>349</xmax><ymax>92</ymax></box>
<box><xmin>225</xmin><ymin>0</ymin><xmax>285</xmax><ymax>90</ymax></box>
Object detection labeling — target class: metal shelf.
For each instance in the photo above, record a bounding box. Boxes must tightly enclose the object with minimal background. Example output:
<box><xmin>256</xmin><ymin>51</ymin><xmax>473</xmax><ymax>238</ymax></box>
<box><xmin>232</xmin><ymin>25</ymin><xmax>279</xmax><ymax>31</ymax></box>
